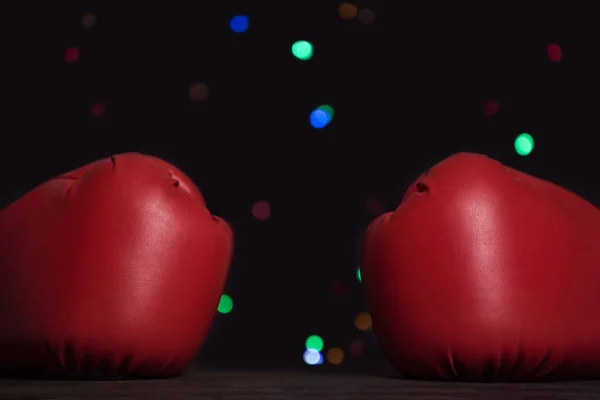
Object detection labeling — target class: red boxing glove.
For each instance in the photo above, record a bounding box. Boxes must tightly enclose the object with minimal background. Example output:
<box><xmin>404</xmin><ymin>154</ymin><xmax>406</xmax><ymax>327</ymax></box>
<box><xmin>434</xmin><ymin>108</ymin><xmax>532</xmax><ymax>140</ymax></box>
<box><xmin>362</xmin><ymin>152</ymin><xmax>600</xmax><ymax>381</ymax></box>
<box><xmin>0</xmin><ymin>153</ymin><xmax>233</xmax><ymax>378</ymax></box>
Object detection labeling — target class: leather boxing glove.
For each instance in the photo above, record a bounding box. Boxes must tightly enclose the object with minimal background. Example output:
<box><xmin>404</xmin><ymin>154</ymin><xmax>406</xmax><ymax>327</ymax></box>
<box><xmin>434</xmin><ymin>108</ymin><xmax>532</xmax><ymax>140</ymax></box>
<box><xmin>0</xmin><ymin>153</ymin><xmax>233</xmax><ymax>378</ymax></box>
<box><xmin>362</xmin><ymin>152</ymin><xmax>600</xmax><ymax>381</ymax></box>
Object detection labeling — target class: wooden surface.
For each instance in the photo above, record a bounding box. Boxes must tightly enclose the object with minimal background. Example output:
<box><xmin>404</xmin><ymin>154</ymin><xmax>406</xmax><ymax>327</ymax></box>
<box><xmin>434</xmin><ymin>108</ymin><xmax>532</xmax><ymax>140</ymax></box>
<box><xmin>1</xmin><ymin>369</ymin><xmax>599</xmax><ymax>400</ymax></box>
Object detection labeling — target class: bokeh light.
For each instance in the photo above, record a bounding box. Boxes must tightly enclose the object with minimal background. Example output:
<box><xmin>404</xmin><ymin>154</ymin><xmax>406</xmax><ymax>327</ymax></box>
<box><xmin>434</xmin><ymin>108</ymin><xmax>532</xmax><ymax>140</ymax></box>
<box><xmin>309</xmin><ymin>105</ymin><xmax>334</xmax><ymax>129</ymax></box>
<box><xmin>91</xmin><ymin>101</ymin><xmax>106</xmax><ymax>117</ymax></box>
<box><xmin>252</xmin><ymin>200</ymin><xmax>271</xmax><ymax>221</ymax></box>
<box><xmin>317</xmin><ymin>104</ymin><xmax>334</xmax><ymax>120</ymax></box>
<box><xmin>338</xmin><ymin>3</ymin><xmax>358</xmax><ymax>20</ymax></box>
<box><xmin>217</xmin><ymin>294</ymin><xmax>234</xmax><ymax>314</ymax></box>
<box><xmin>349</xmin><ymin>340</ymin><xmax>364</xmax><ymax>357</ymax></box>
<box><xmin>356</xmin><ymin>267</ymin><xmax>362</xmax><ymax>283</ymax></box>
<box><xmin>358</xmin><ymin>8</ymin><xmax>376</xmax><ymax>25</ymax></box>
<box><xmin>365</xmin><ymin>196</ymin><xmax>384</xmax><ymax>216</ymax></box>
<box><xmin>303</xmin><ymin>349</ymin><xmax>323</xmax><ymax>365</ymax></box>
<box><xmin>292</xmin><ymin>40</ymin><xmax>313</xmax><ymax>60</ymax></box>
<box><xmin>331</xmin><ymin>280</ymin><xmax>349</xmax><ymax>296</ymax></box>
<box><xmin>326</xmin><ymin>347</ymin><xmax>344</xmax><ymax>365</ymax></box>
<box><xmin>547</xmin><ymin>44</ymin><xmax>562</xmax><ymax>62</ymax></box>
<box><xmin>305</xmin><ymin>335</ymin><xmax>324</xmax><ymax>352</ymax></box>
<box><xmin>81</xmin><ymin>13</ymin><xmax>96</xmax><ymax>29</ymax></box>
<box><xmin>230</xmin><ymin>15</ymin><xmax>249</xmax><ymax>33</ymax></box>
<box><xmin>354</xmin><ymin>312</ymin><xmax>372</xmax><ymax>331</ymax></box>
<box><xmin>309</xmin><ymin>109</ymin><xmax>328</xmax><ymax>129</ymax></box>
<box><xmin>514</xmin><ymin>133</ymin><xmax>535</xmax><ymax>156</ymax></box>
<box><xmin>81</xmin><ymin>13</ymin><xmax>97</xmax><ymax>29</ymax></box>
<box><xmin>189</xmin><ymin>83</ymin><xmax>209</xmax><ymax>102</ymax></box>
<box><xmin>64</xmin><ymin>47</ymin><xmax>80</xmax><ymax>63</ymax></box>
<box><xmin>484</xmin><ymin>99</ymin><xmax>499</xmax><ymax>116</ymax></box>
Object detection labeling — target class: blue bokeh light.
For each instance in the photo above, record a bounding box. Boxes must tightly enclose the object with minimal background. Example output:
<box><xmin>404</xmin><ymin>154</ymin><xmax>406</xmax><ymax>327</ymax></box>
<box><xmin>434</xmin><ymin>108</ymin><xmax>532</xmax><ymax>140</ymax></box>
<box><xmin>303</xmin><ymin>349</ymin><xmax>323</xmax><ymax>365</ymax></box>
<box><xmin>230</xmin><ymin>15</ymin><xmax>249</xmax><ymax>33</ymax></box>
<box><xmin>309</xmin><ymin>109</ymin><xmax>331</xmax><ymax>129</ymax></box>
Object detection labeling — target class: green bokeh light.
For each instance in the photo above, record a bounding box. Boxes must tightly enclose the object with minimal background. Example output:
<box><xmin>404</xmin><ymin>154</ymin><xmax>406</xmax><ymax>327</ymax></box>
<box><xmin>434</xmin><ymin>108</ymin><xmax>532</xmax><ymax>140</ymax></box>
<box><xmin>305</xmin><ymin>335</ymin><xmax>324</xmax><ymax>351</ymax></box>
<box><xmin>217</xmin><ymin>294</ymin><xmax>234</xmax><ymax>314</ymax></box>
<box><xmin>356</xmin><ymin>267</ymin><xmax>362</xmax><ymax>283</ymax></box>
<box><xmin>317</xmin><ymin>104</ymin><xmax>334</xmax><ymax>120</ymax></box>
<box><xmin>292</xmin><ymin>40</ymin><xmax>314</xmax><ymax>60</ymax></box>
<box><xmin>514</xmin><ymin>133</ymin><xmax>534</xmax><ymax>156</ymax></box>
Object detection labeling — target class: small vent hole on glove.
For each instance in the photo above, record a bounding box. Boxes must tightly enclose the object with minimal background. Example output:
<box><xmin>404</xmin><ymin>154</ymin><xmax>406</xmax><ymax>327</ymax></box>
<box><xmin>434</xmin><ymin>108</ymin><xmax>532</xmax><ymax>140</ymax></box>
<box><xmin>173</xmin><ymin>180</ymin><xmax>180</xmax><ymax>188</ymax></box>
<box><xmin>416</xmin><ymin>182</ymin><xmax>429</xmax><ymax>193</ymax></box>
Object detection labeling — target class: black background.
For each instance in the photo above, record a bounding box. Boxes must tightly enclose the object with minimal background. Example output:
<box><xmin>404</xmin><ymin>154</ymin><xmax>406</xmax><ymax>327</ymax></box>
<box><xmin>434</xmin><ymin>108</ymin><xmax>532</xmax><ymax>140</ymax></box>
<box><xmin>1</xmin><ymin>2</ymin><xmax>598</xmax><ymax>371</ymax></box>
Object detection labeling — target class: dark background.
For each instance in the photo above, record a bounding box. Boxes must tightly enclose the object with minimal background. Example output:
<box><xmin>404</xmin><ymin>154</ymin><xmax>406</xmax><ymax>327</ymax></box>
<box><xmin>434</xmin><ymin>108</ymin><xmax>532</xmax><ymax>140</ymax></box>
<box><xmin>1</xmin><ymin>2</ymin><xmax>598</xmax><ymax>372</ymax></box>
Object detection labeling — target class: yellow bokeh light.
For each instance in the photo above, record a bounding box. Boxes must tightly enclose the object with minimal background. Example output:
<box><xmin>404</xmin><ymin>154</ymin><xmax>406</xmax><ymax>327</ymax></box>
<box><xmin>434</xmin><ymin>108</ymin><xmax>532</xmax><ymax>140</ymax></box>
<box><xmin>338</xmin><ymin>3</ymin><xmax>358</xmax><ymax>20</ymax></box>
<box><xmin>326</xmin><ymin>347</ymin><xmax>344</xmax><ymax>365</ymax></box>
<box><xmin>354</xmin><ymin>312</ymin><xmax>372</xmax><ymax>331</ymax></box>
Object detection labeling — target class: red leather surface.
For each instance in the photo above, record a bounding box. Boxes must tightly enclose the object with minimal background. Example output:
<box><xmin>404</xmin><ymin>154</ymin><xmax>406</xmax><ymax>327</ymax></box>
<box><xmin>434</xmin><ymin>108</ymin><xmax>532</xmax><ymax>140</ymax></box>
<box><xmin>362</xmin><ymin>152</ymin><xmax>600</xmax><ymax>381</ymax></box>
<box><xmin>0</xmin><ymin>153</ymin><xmax>233</xmax><ymax>378</ymax></box>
